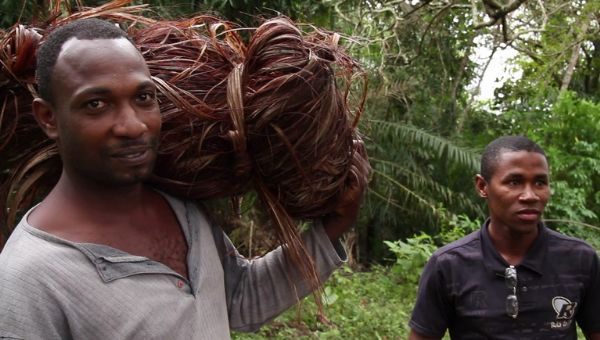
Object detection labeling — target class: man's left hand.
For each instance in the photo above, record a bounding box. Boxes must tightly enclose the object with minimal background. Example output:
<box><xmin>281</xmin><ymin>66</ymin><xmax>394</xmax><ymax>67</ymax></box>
<box><xmin>323</xmin><ymin>139</ymin><xmax>370</xmax><ymax>241</ymax></box>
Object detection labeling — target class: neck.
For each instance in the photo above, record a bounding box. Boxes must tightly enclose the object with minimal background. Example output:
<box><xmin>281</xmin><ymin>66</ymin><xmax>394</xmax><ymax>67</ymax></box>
<box><xmin>28</xmin><ymin>169</ymin><xmax>154</xmax><ymax>236</ymax></box>
<box><xmin>52</xmin><ymin>170</ymin><xmax>149</xmax><ymax>211</ymax></box>
<box><xmin>487</xmin><ymin>220</ymin><xmax>539</xmax><ymax>266</ymax></box>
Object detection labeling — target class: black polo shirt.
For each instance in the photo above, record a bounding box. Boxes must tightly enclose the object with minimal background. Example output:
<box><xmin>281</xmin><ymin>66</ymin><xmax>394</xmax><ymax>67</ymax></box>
<box><xmin>409</xmin><ymin>220</ymin><xmax>600</xmax><ymax>339</ymax></box>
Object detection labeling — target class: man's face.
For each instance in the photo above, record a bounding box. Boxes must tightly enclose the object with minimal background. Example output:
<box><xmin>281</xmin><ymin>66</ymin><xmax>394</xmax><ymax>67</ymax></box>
<box><xmin>47</xmin><ymin>37</ymin><xmax>161</xmax><ymax>186</ymax></box>
<box><xmin>476</xmin><ymin>150</ymin><xmax>550</xmax><ymax>235</ymax></box>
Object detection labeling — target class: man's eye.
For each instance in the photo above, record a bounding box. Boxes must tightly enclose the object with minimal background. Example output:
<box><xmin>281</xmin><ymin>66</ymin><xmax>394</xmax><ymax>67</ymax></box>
<box><xmin>138</xmin><ymin>92</ymin><xmax>156</xmax><ymax>102</ymax></box>
<box><xmin>86</xmin><ymin>99</ymin><xmax>106</xmax><ymax>110</ymax></box>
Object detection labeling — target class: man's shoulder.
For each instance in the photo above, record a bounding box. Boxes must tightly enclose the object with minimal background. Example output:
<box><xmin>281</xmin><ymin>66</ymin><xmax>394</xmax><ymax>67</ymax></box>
<box><xmin>0</xmin><ymin>224</ymin><xmax>84</xmax><ymax>283</ymax></box>
<box><xmin>431</xmin><ymin>229</ymin><xmax>482</xmax><ymax>261</ymax></box>
<box><xmin>1</xmin><ymin>223</ymin><xmax>64</xmax><ymax>258</ymax></box>
<box><xmin>422</xmin><ymin>229</ymin><xmax>483</xmax><ymax>270</ymax></box>
<box><xmin>156</xmin><ymin>189</ymin><xmax>212</xmax><ymax>223</ymax></box>
<box><xmin>545</xmin><ymin>226</ymin><xmax>598</xmax><ymax>256</ymax></box>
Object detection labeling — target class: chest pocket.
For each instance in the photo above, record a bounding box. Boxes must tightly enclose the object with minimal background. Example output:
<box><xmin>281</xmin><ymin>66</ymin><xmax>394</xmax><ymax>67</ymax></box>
<box><xmin>94</xmin><ymin>254</ymin><xmax>177</xmax><ymax>282</ymax></box>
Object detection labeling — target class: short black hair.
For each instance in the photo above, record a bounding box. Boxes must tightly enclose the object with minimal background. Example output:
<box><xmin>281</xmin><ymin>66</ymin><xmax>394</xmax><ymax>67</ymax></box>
<box><xmin>36</xmin><ymin>18</ymin><xmax>133</xmax><ymax>103</ymax></box>
<box><xmin>480</xmin><ymin>136</ymin><xmax>546</xmax><ymax>181</ymax></box>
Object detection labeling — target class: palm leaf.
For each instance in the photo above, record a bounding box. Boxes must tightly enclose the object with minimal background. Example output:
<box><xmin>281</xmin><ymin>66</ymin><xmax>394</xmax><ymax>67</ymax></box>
<box><xmin>368</xmin><ymin>119</ymin><xmax>480</xmax><ymax>171</ymax></box>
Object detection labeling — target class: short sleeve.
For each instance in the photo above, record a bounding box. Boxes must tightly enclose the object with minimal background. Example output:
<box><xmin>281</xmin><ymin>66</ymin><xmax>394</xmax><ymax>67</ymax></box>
<box><xmin>577</xmin><ymin>250</ymin><xmax>600</xmax><ymax>334</ymax></box>
<box><xmin>409</xmin><ymin>254</ymin><xmax>451</xmax><ymax>338</ymax></box>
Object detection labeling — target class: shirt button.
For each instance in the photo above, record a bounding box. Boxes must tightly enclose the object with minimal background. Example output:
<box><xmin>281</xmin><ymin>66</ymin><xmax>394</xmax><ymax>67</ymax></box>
<box><xmin>176</xmin><ymin>280</ymin><xmax>185</xmax><ymax>288</ymax></box>
<box><xmin>521</xmin><ymin>286</ymin><xmax>528</xmax><ymax>292</ymax></box>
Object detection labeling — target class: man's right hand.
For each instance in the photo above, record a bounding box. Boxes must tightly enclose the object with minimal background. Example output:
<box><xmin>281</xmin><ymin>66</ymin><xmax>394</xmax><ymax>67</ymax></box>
<box><xmin>408</xmin><ymin>329</ymin><xmax>441</xmax><ymax>340</ymax></box>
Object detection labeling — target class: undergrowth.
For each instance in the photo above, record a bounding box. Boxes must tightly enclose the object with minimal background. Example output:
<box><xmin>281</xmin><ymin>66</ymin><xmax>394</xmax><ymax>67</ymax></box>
<box><xmin>232</xmin><ymin>265</ymin><xmax>413</xmax><ymax>339</ymax></box>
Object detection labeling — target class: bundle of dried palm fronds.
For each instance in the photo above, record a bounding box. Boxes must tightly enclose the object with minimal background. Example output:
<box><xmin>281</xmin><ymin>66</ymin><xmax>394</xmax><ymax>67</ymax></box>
<box><xmin>138</xmin><ymin>16</ymin><xmax>365</xmax><ymax>217</ymax></box>
<box><xmin>0</xmin><ymin>1</ymin><xmax>367</xmax><ymax>312</ymax></box>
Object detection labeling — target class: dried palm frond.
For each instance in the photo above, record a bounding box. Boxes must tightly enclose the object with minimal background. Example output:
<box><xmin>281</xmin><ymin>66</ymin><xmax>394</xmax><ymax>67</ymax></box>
<box><xmin>0</xmin><ymin>24</ymin><xmax>42</xmax><ymax>153</ymax></box>
<box><xmin>4</xmin><ymin>145</ymin><xmax>60</xmax><ymax>228</ymax></box>
<box><xmin>243</xmin><ymin>18</ymin><xmax>362</xmax><ymax>218</ymax></box>
<box><xmin>50</xmin><ymin>0</ymin><xmax>154</xmax><ymax>28</ymax></box>
<box><xmin>0</xmin><ymin>23</ymin><xmax>50</xmax><ymax>247</ymax></box>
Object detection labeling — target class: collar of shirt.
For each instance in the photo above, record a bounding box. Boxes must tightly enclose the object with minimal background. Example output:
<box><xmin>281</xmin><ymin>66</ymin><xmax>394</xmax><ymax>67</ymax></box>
<box><xmin>19</xmin><ymin>191</ymin><xmax>191</xmax><ymax>285</ymax></box>
<box><xmin>480</xmin><ymin>218</ymin><xmax>548</xmax><ymax>277</ymax></box>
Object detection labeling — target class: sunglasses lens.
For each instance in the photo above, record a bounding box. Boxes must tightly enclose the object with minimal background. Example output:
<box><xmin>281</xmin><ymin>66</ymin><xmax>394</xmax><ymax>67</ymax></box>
<box><xmin>504</xmin><ymin>266</ymin><xmax>518</xmax><ymax>318</ymax></box>
<box><xmin>505</xmin><ymin>267</ymin><xmax>517</xmax><ymax>288</ymax></box>
<box><xmin>506</xmin><ymin>294</ymin><xmax>518</xmax><ymax>318</ymax></box>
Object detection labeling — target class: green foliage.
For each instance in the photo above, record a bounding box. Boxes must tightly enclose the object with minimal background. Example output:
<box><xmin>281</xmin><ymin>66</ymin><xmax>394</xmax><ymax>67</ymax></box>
<box><xmin>361</xmin><ymin>118</ymin><xmax>484</xmax><ymax>262</ymax></box>
<box><xmin>328</xmin><ymin>0</ymin><xmax>488</xmax><ymax>262</ymax></box>
<box><xmin>0</xmin><ymin>0</ymin><xmax>47</xmax><ymax>27</ymax></box>
<box><xmin>547</xmin><ymin>181</ymin><xmax>597</xmax><ymax>222</ymax></box>
<box><xmin>232</xmin><ymin>265</ymin><xmax>414</xmax><ymax>339</ymax></box>
<box><xmin>436</xmin><ymin>213</ymin><xmax>481</xmax><ymax>244</ymax></box>
<box><xmin>383</xmin><ymin>213</ymin><xmax>480</xmax><ymax>285</ymax></box>
<box><xmin>197</xmin><ymin>0</ymin><xmax>335</xmax><ymax>26</ymax></box>
<box><xmin>370</xmin><ymin>120</ymin><xmax>480</xmax><ymax>171</ymax></box>
<box><xmin>495</xmin><ymin>1</ymin><xmax>600</xmax><ymax>104</ymax></box>
<box><xmin>383</xmin><ymin>233</ymin><xmax>436</xmax><ymax>284</ymax></box>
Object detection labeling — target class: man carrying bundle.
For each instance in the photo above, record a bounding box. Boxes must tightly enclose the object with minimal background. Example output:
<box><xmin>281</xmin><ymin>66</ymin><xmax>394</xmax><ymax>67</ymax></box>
<box><xmin>0</xmin><ymin>19</ymin><xmax>369</xmax><ymax>339</ymax></box>
<box><xmin>409</xmin><ymin>136</ymin><xmax>600</xmax><ymax>339</ymax></box>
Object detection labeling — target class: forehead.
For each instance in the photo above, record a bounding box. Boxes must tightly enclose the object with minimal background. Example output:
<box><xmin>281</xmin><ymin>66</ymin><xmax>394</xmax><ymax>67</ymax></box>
<box><xmin>57</xmin><ymin>36</ymin><xmax>144</xmax><ymax>67</ymax></box>
<box><xmin>52</xmin><ymin>37</ymin><xmax>149</xmax><ymax>90</ymax></box>
<box><xmin>493</xmin><ymin>150</ymin><xmax>548</xmax><ymax>178</ymax></box>
<box><xmin>50</xmin><ymin>38</ymin><xmax>152</xmax><ymax>107</ymax></box>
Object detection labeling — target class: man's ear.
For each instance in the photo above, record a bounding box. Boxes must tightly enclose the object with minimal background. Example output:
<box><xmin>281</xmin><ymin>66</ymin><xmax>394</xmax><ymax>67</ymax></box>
<box><xmin>32</xmin><ymin>98</ymin><xmax>59</xmax><ymax>140</ymax></box>
<box><xmin>475</xmin><ymin>174</ymin><xmax>488</xmax><ymax>198</ymax></box>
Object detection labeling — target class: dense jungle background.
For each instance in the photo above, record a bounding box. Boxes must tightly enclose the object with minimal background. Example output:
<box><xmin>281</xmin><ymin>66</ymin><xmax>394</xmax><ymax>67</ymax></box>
<box><xmin>2</xmin><ymin>0</ymin><xmax>600</xmax><ymax>338</ymax></box>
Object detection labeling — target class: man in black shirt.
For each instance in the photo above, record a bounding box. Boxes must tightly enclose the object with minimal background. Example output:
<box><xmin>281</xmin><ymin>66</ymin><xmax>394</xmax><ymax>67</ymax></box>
<box><xmin>409</xmin><ymin>136</ymin><xmax>600</xmax><ymax>340</ymax></box>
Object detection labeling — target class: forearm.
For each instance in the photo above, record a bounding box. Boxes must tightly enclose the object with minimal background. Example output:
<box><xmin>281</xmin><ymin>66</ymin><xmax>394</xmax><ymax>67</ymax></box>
<box><xmin>220</xmin><ymin>223</ymin><xmax>346</xmax><ymax>332</ymax></box>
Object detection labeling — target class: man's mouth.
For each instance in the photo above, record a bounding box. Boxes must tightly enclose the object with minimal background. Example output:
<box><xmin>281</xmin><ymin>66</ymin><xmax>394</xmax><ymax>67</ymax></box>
<box><xmin>117</xmin><ymin>150</ymin><xmax>147</xmax><ymax>159</ymax></box>
<box><xmin>516</xmin><ymin>209</ymin><xmax>541</xmax><ymax>222</ymax></box>
<box><xmin>110</xmin><ymin>146</ymin><xmax>153</xmax><ymax>165</ymax></box>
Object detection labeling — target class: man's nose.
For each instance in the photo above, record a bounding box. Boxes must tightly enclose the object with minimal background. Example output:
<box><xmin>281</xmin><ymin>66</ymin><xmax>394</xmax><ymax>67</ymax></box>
<box><xmin>519</xmin><ymin>185</ymin><xmax>539</xmax><ymax>201</ymax></box>
<box><xmin>112</xmin><ymin>104</ymin><xmax>148</xmax><ymax>138</ymax></box>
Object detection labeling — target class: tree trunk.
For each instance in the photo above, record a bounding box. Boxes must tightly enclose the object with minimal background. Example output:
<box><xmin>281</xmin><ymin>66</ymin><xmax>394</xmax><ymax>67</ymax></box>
<box><xmin>560</xmin><ymin>15</ymin><xmax>591</xmax><ymax>93</ymax></box>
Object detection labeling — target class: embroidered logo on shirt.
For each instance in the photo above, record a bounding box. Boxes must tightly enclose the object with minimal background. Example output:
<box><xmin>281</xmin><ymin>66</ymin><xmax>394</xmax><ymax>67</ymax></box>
<box><xmin>553</xmin><ymin>296</ymin><xmax>577</xmax><ymax>319</ymax></box>
<box><xmin>470</xmin><ymin>290</ymin><xmax>488</xmax><ymax>309</ymax></box>
<box><xmin>550</xmin><ymin>296</ymin><xmax>577</xmax><ymax>329</ymax></box>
